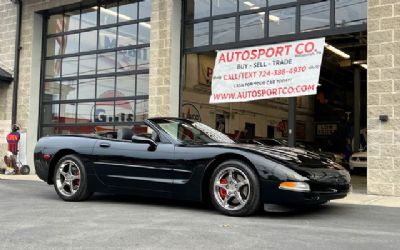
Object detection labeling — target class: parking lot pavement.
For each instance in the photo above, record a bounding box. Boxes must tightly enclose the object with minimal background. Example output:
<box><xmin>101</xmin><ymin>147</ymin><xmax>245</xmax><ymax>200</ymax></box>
<box><xmin>1</xmin><ymin>180</ymin><xmax>400</xmax><ymax>250</ymax></box>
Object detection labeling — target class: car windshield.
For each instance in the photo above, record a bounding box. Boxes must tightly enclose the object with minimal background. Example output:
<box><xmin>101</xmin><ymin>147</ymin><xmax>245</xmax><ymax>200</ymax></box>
<box><xmin>152</xmin><ymin>119</ymin><xmax>235</xmax><ymax>145</ymax></box>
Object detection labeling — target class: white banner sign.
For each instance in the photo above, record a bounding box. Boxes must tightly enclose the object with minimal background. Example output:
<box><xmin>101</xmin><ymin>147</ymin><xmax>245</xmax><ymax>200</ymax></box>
<box><xmin>210</xmin><ymin>38</ymin><xmax>325</xmax><ymax>104</ymax></box>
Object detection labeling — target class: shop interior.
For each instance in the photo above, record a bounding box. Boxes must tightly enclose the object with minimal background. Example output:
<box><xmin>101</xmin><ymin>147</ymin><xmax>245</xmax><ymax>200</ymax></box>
<box><xmin>181</xmin><ymin>31</ymin><xmax>367</xmax><ymax>191</ymax></box>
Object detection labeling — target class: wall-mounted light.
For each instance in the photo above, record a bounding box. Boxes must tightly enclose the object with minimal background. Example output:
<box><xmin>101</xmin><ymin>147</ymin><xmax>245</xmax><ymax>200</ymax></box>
<box><xmin>379</xmin><ymin>115</ymin><xmax>389</xmax><ymax>122</ymax></box>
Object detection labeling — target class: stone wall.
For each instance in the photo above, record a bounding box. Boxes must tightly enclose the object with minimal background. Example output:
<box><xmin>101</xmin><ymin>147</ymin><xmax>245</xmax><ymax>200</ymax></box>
<box><xmin>148</xmin><ymin>0</ymin><xmax>181</xmax><ymax>117</ymax></box>
<box><xmin>368</xmin><ymin>0</ymin><xmax>400</xmax><ymax>195</ymax></box>
<box><xmin>0</xmin><ymin>0</ymin><xmax>17</xmax><ymax>163</ymax></box>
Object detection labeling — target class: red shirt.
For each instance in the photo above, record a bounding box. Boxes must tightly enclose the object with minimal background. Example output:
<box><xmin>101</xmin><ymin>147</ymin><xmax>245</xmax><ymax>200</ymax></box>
<box><xmin>6</xmin><ymin>132</ymin><xmax>20</xmax><ymax>155</ymax></box>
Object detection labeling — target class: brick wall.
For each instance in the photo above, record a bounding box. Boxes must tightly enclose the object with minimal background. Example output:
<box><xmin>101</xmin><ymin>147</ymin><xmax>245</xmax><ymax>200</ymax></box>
<box><xmin>368</xmin><ymin>0</ymin><xmax>400</xmax><ymax>195</ymax></box>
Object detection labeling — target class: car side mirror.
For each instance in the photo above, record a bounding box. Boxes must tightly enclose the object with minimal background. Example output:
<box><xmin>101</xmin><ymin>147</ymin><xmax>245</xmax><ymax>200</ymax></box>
<box><xmin>131</xmin><ymin>135</ymin><xmax>157</xmax><ymax>151</ymax></box>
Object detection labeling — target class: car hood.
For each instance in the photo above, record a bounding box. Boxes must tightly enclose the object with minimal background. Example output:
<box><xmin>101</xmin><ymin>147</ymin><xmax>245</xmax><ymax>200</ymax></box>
<box><xmin>351</xmin><ymin>151</ymin><xmax>367</xmax><ymax>157</ymax></box>
<box><xmin>211</xmin><ymin>143</ymin><xmax>350</xmax><ymax>183</ymax></box>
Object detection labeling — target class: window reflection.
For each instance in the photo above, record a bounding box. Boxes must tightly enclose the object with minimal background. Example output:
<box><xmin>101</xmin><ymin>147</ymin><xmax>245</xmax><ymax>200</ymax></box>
<box><xmin>116</xmin><ymin>75</ymin><xmax>136</xmax><ymax>97</ymax></box>
<box><xmin>97</xmin><ymin>77</ymin><xmax>116</xmax><ymax>99</ymax></box>
<box><xmin>138</xmin><ymin>22</ymin><xmax>151</xmax><ymax>44</ymax></box>
<box><xmin>96</xmin><ymin>101</ymin><xmax>115</xmax><ymax>122</ymax></box>
<box><xmin>186</xmin><ymin>0</ymin><xmax>210</xmax><ymax>20</ymax></box>
<box><xmin>100</xmin><ymin>2</ymin><xmax>118</xmax><ymax>25</ymax></box>
<box><xmin>64</xmin><ymin>11</ymin><xmax>80</xmax><ymax>32</ymax></box>
<box><xmin>97</xmin><ymin>52</ymin><xmax>116</xmax><ymax>74</ymax></box>
<box><xmin>42</xmin><ymin>104</ymin><xmax>59</xmax><ymax>124</ymax></box>
<box><xmin>47</xmin><ymin>15</ymin><xmax>63</xmax><ymax>34</ymax></box>
<box><xmin>240</xmin><ymin>13</ymin><xmax>265</xmax><ymax>41</ymax></box>
<box><xmin>119</xmin><ymin>0</ymin><xmax>138</xmax><ymax>22</ymax></box>
<box><xmin>239</xmin><ymin>0</ymin><xmax>265</xmax><ymax>11</ymax></box>
<box><xmin>98</xmin><ymin>28</ymin><xmax>117</xmax><ymax>49</ymax></box>
<box><xmin>138</xmin><ymin>0</ymin><xmax>151</xmax><ymax>19</ymax></box>
<box><xmin>186</xmin><ymin>22</ymin><xmax>209</xmax><ymax>47</ymax></box>
<box><xmin>80</xmin><ymin>30</ymin><xmax>97</xmax><ymax>52</ymax></box>
<box><xmin>268</xmin><ymin>0</ymin><xmax>296</xmax><ymax>6</ymax></box>
<box><xmin>77</xmin><ymin>102</ymin><xmax>95</xmax><ymax>123</ymax></box>
<box><xmin>64</xmin><ymin>34</ymin><xmax>79</xmax><ymax>54</ymax></box>
<box><xmin>62</xmin><ymin>57</ymin><xmax>78</xmax><ymax>77</ymax></box>
<box><xmin>335</xmin><ymin>0</ymin><xmax>367</xmax><ymax>27</ymax></box>
<box><xmin>60</xmin><ymin>80</ymin><xmax>77</xmax><ymax>100</ymax></box>
<box><xmin>47</xmin><ymin>37</ymin><xmax>63</xmax><ymax>57</ymax></box>
<box><xmin>213</xmin><ymin>17</ymin><xmax>235</xmax><ymax>44</ymax></box>
<box><xmin>137</xmin><ymin>74</ymin><xmax>149</xmax><ymax>96</ymax></box>
<box><xmin>137</xmin><ymin>48</ymin><xmax>149</xmax><ymax>70</ymax></box>
<box><xmin>79</xmin><ymin>54</ymin><xmax>97</xmax><ymax>76</ymax></box>
<box><xmin>78</xmin><ymin>79</ymin><xmax>96</xmax><ymax>100</ymax></box>
<box><xmin>60</xmin><ymin>103</ymin><xmax>77</xmax><ymax>124</ymax></box>
<box><xmin>136</xmin><ymin>99</ymin><xmax>149</xmax><ymax>121</ymax></box>
<box><xmin>212</xmin><ymin>0</ymin><xmax>237</xmax><ymax>16</ymax></box>
<box><xmin>45</xmin><ymin>59</ymin><xmax>61</xmax><ymax>79</ymax></box>
<box><xmin>81</xmin><ymin>8</ymin><xmax>97</xmax><ymax>29</ymax></box>
<box><xmin>117</xmin><ymin>49</ymin><xmax>136</xmax><ymax>72</ymax></box>
<box><xmin>44</xmin><ymin>81</ymin><xmax>60</xmax><ymax>102</ymax></box>
<box><xmin>301</xmin><ymin>1</ymin><xmax>330</xmax><ymax>32</ymax></box>
<box><xmin>269</xmin><ymin>7</ymin><xmax>295</xmax><ymax>37</ymax></box>
<box><xmin>118</xmin><ymin>24</ymin><xmax>137</xmax><ymax>47</ymax></box>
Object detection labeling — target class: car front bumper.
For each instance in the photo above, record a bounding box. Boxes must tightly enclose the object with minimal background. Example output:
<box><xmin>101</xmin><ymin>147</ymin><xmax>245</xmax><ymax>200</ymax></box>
<box><xmin>261</xmin><ymin>180</ymin><xmax>351</xmax><ymax>206</ymax></box>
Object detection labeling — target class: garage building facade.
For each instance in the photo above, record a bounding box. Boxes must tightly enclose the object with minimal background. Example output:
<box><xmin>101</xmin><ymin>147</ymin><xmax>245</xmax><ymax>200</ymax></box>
<box><xmin>0</xmin><ymin>0</ymin><xmax>398</xmax><ymax>196</ymax></box>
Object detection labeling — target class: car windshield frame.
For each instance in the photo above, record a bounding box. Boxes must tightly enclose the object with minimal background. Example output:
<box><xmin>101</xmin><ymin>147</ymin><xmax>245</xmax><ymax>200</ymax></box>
<box><xmin>148</xmin><ymin>118</ymin><xmax>235</xmax><ymax>145</ymax></box>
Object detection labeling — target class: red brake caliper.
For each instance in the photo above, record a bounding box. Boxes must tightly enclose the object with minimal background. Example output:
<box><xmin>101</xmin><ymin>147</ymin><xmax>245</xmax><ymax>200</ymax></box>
<box><xmin>219</xmin><ymin>179</ymin><xmax>227</xmax><ymax>199</ymax></box>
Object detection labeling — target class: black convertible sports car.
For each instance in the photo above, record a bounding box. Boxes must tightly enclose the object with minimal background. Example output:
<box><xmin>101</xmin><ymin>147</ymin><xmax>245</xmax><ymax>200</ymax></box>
<box><xmin>34</xmin><ymin>118</ymin><xmax>351</xmax><ymax>216</ymax></box>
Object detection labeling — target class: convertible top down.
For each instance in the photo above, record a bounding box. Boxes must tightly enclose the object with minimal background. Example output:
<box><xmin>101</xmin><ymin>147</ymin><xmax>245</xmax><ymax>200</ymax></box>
<box><xmin>34</xmin><ymin>118</ymin><xmax>350</xmax><ymax>216</ymax></box>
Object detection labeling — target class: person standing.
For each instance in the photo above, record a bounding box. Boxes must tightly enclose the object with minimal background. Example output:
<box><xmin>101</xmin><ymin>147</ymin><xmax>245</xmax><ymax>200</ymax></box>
<box><xmin>4</xmin><ymin>125</ymin><xmax>20</xmax><ymax>174</ymax></box>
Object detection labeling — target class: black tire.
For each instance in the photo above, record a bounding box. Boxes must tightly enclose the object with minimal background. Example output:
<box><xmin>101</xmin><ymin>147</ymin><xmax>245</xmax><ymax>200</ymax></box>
<box><xmin>53</xmin><ymin>154</ymin><xmax>92</xmax><ymax>201</ymax></box>
<box><xmin>20</xmin><ymin>165</ymin><xmax>30</xmax><ymax>175</ymax></box>
<box><xmin>209</xmin><ymin>160</ymin><xmax>261</xmax><ymax>216</ymax></box>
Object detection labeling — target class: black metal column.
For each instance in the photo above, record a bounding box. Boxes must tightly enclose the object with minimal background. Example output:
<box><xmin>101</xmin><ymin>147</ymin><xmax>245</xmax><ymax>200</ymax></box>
<box><xmin>288</xmin><ymin>97</ymin><xmax>296</xmax><ymax>147</ymax></box>
<box><xmin>353</xmin><ymin>67</ymin><xmax>361</xmax><ymax>152</ymax></box>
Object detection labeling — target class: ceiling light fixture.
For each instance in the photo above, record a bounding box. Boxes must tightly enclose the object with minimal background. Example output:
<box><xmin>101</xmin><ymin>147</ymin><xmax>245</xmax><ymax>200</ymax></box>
<box><xmin>324</xmin><ymin>43</ymin><xmax>350</xmax><ymax>59</ymax></box>
<box><xmin>360</xmin><ymin>64</ymin><xmax>367</xmax><ymax>69</ymax></box>
<box><xmin>244</xmin><ymin>1</ymin><xmax>255</xmax><ymax>7</ymax></box>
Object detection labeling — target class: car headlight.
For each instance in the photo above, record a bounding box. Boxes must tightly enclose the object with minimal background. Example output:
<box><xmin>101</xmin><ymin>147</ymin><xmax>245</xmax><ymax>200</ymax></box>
<box><xmin>279</xmin><ymin>181</ymin><xmax>310</xmax><ymax>192</ymax></box>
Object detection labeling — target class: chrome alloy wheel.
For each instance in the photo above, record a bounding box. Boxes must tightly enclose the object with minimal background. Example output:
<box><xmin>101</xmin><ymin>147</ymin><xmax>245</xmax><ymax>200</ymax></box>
<box><xmin>55</xmin><ymin>160</ymin><xmax>81</xmax><ymax>197</ymax></box>
<box><xmin>213</xmin><ymin>167</ymin><xmax>251</xmax><ymax>211</ymax></box>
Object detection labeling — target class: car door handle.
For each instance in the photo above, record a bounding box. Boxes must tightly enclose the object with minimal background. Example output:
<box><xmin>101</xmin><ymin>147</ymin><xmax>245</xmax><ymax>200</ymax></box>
<box><xmin>99</xmin><ymin>143</ymin><xmax>111</xmax><ymax>148</ymax></box>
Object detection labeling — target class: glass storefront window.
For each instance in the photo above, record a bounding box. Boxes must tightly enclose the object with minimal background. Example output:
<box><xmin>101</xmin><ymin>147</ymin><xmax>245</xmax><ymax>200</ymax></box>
<box><xmin>118</xmin><ymin>24</ymin><xmax>138</xmax><ymax>47</ymax></box>
<box><xmin>43</xmin><ymin>81</ymin><xmax>60</xmax><ymax>102</ymax></box>
<box><xmin>97</xmin><ymin>77</ymin><xmax>116</xmax><ymax>99</ymax></box>
<box><xmin>213</xmin><ymin>17</ymin><xmax>235</xmax><ymax>44</ymax></box>
<box><xmin>212</xmin><ymin>0</ymin><xmax>237</xmax><ymax>16</ymax></box>
<box><xmin>41</xmin><ymin>2</ymin><xmax>150</xmax><ymax>136</ymax></box>
<box><xmin>138</xmin><ymin>0</ymin><xmax>152</xmax><ymax>19</ymax></box>
<box><xmin>80</xmin><ymin>31</ymin><xmax>98</xmax><ymax>52</ymax></box>
<box><xmin>98</xmin><ymin>27</ymin><xmax>117</xmax><ymax>50</ymax></box>
<box><xmin>78</xmin><ymin>79</ymin><xmax>96</xmax><ymax>100</ymax></box>
<box><xmin>301</xmin><ymin>1</ymin><xmax>330</xmax><ymax>32</ymax></box>
<box><xmin>100</xmin><ymin>2</ymin><xmax>118</xmax><ymax>25</ymax></box>
<box><xmin>116</xmin><ymin>75</ymin><xmax>136</xmax><ymax>97</ymax></box>
<box><xmin>185</xmin><ymin>22</ymin><xmax>209</xmax><ymax>48</ymax></box>
<box><xmin>335</xmin><ymin>0</ymin><xmax>367</xmax><ymax>27</ymax></box>
<box><xmin>59</xmin><ymin>103</ymin><xmax>77</xmax><ymax>124</ymax></box>
<box><xmin>62</xmin><ymin>57</ymin><xmax>78</xmax><ymax>77</ymax></box>
<box><xmin>117</xmin><ymin>49</ymin><xmax>137</xmax><ymax>72</ymax></box>
<box><xmin>64</xmin><ymin>10</ymin><xmax>80</xmax><ymax>32</ymax></box>
<box><xmin>97</xmin><ymin>52</ymin><xmax>116</xmax><ymax>74</ymax></box>
<box><xmin>269</xmin><ymin>7</ymin><xmax>295</xmax><ymax>37</ymax></box>
<box><xmin>47</xmin><ymin>14</ymin><xmax>63</xmax><ymax>34</ymax></box>
<box><xmin>268</xmin><ymin>0</ymin><xmax>296</xmax><ymax>6</ymax></box>
<box><xmin>64</xmin><ymin>34</ymin><xmax>79</xmax><ymax>54</ymax></box>
<box><xmin>81</xmin><ymin>8</ymin><xmax>97</xmax><ymax>29</ymax></box>
<box><xmin>77</xmin><ymin>102</ymin><xmax>95</xmax><ymax>123</ymax></box>
<box><xmin>186</xmin><ymin>0</ymin><xmax>210</xmax><ymax>20</ymax></box>
<box><xmin>137</xmin><ymin>74</ymin><xmax>149</xmax><ymax>96</ymax></box>
<box><xmin>138</xmin><ymin>22</ymin><xmax>151</xmax><ymax>44</ymax></box>
<box><xmin>45</xmin><ymin>59</ymin><xmax>61</xmax><ymax>79</ymax></box>
<box><xmin>137</xmin><ymin>48</ymin><xmax>149</xmax><ymax>70</ymax></box>
<box><xmin>136</xmin><ymin>99</ymin><xmax>148</xmax><ymax>121</ymax></box>
<box><xmin>60</xmin><ymin>80</ymin><xmax>78</xmax><ymax>100</ymax></box>
<box><xmin>46</xmin><ymin>37</ymin><xmax>62</xmax><ymax>57</ymax></box>
<box><xmin>239</xmin><ymin>0</ymin><xmax>266</xmax><ymax>11</ymax></box>
<box><xmin>119</xmin><ymin>0</ymin><xmax>138</xmax><ymax>22</ymax></box>
<box><xmin>79</xmin><ymin>54</ymin><xmax>97</xmax><ymax>76</ymax></box>
<box><xmin>240</xmin><ymin>13</ymin><xmax>265</xmax><ymax>41</ymax></box>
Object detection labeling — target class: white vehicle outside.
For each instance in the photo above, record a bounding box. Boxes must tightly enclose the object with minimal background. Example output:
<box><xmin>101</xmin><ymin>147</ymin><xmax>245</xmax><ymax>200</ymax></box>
<box><xmin>349</xmin><ymin>151</ymin><xmax>367</xmax><ymax>170</ymax></box>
